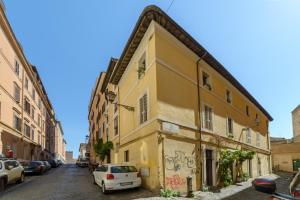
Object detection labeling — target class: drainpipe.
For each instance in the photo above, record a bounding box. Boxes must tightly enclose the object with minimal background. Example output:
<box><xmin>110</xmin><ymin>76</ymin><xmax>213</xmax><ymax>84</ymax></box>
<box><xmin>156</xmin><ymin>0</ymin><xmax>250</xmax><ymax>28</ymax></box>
<box><xmin>196</xmin><ymin>52</ymin><xmax>207</xmax><ymax>190</ymax></box>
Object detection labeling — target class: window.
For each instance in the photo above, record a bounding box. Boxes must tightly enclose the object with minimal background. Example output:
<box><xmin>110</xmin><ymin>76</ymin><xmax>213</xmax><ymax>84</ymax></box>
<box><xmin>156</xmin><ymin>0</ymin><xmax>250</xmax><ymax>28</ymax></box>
<box><xmin>102</xmin><ymin>103</ymin><xmax>106</xmax><ymax>114</ymax></box>
<box><xmin>14</xmin><ymin>83</ymin><xmax>20</xmax><ymax>103</ymax></box>
<box><xmin>42</xmin><ymin>120</ymin><xmax>45</xmax><ymax>132</ymax></box>
<box><xmin>114</xmin><ymin>103</ymin><xmax>118</xmax><ymax>113</ymax></box>
<box><xmin>227</xmin><ymin>118</ymin><xmax>233</xmax><ymax>136</ymax></box>
<box><xmin>38</xmin><ymin>114</ymin><xmax>41</xmax><ymax>127</ymax></box>
<box><xmin>38</xmin><ymin>132</ymin><xmax>41</xmax><ymax>145</ymax></box>
<box><xmin>25</xmin><ymin>77</ymin><xmax>29</xmax><ymax>90</ymax></box>
<box><xmin>24</xmin><ymin>123</ymin><xmax>30</xmax><ymax>138</ymax></box>
<box><xmin>138</xmin><ymin>52</ymin><xmax>146</xmax><ymax>79</ymax></box>
<box><xmin>32</xmin><ymin>89</ymin><xmax>35</xmax><ymax>100</ymax></box>
<box><xmin>202</xmin><ymin>71</ymin><xmax>211</xmax><ymax>90</ymax></box>
<box><xmin>24</xmin><ymin>99</ymin><xmax>30</xmax><ymax>114</ymax></box>
<box><xmin>31</xmin><ymin>106</ymin><xmax>35</xmax><ymax>120</ymax></box>
<box><xmin>13</xmin><ymin>114</ymin><xmax>22</xmax><ymax>131</ymax></box>
<box><xmin>114</xmin><ymin>116</ymin><xmax>119</xmax><ymax>136</ymax></box>
<box><xmin>226</xmin><ymin>90</ymin><xmax>232</xmax><ymax>104</ymax></box>
<box><xmin>124</xmin><ymin>150</ymin><xmax>129</xmax><ymax>162</ymax></box>
<box><xmin>203</xmin><ymin>105</ymin><xmax>213</xmax><ymax>130</ymax></box>
<box><xmin>38</xmin><ymin>99</ymin><xmax>41</xmax><ymax>109</ymax></box>
<box><xmin>246</xmin><ymin>105</ymin><xmax>249</xmax><ymax>116</ymax></box>
<box><xmin>31</xmin><ymin>126</ymin><xmax>35</xmax><ymax>141</ymax></box>
<box><xmin>256</xmin><ymin>133</ymin><xmax>261</xmax><ymax>147</ymax></box>
<box><xmin>246</xmin><ymin>129</ymin><xmax>251</xmax><ymax>144</ymax></box>
<box><xmin>139</xmin><ymin>93</ymin><xmax>148</xmax><ymax>124</ymax></box>
<box><xmin>99</xmin><ymin>126</ymin><xmax>102</xmax><ymax>139</ymax></box>
<box><xmin>14</xmin><ymin>60</ymin><xmax>20</xmax><ymax>76</ymax></box>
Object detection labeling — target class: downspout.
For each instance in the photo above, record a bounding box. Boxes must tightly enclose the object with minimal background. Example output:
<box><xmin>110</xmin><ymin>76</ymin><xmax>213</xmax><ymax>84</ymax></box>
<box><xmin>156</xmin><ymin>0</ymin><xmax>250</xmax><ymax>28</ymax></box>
<box><xmin>196</xmin><ymin>52</ymin><xmax>207</xmax><ymax>190</ymax></box>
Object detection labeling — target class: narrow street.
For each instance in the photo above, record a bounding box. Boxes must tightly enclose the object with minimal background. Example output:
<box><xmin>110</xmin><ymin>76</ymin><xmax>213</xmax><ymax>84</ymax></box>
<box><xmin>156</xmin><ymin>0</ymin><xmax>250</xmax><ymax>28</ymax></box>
<box><xmin>224</xmin><ymin>172</ymin><xmax>293</xmax><ymax>200</ymax></box>
<box><xmin>0</xmin><ymin>164</ymin><xmax>156</xmax><ymax>200</ymax></box>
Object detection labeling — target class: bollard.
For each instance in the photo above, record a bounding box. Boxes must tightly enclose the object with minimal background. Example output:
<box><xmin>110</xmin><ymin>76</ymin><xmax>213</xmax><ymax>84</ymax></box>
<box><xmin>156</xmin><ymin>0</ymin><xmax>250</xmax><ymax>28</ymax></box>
<box><xmin>186</xmin><ymin>176</ymin><xmax>193</xmax><ymax>197</ymax></box>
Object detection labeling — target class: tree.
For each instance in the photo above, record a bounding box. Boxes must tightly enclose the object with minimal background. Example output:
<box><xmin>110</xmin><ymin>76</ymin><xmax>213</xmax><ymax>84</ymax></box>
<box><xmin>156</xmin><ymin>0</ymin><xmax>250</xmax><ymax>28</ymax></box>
<box><xmin>94</xmin><ymin>138</ymin><xmax>113</xmax><ymax>163</ymax></box>
<box><xmin>234</xmin><ymin>150</ymin><xmax>255</xmax><ymax>182</ymax></box>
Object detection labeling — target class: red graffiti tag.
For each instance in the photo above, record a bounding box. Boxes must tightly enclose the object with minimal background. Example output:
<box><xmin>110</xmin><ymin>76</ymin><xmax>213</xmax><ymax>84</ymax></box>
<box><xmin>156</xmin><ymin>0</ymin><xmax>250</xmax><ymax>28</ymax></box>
<box><xmin>165</xmin><ymin>175</ymin><xmax>186</xmax><ymax>189</ymax></box>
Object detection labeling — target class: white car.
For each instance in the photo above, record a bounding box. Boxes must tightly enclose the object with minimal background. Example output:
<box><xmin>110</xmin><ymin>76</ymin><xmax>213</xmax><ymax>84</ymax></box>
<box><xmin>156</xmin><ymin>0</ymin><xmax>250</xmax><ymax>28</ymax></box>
<box><xmin>93</xmin><ymin>164</ymin><xmax>142</xmax><ymax>194</ymax></box>
<box><xmin>0</xmin><ymin>159</ymin><xmax>24</xmax><ymax>191</ymax></box>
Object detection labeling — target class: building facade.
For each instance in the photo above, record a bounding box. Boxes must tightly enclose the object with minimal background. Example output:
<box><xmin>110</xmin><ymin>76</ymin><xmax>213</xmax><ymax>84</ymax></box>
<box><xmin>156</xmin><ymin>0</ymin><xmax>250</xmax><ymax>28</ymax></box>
<box><xmin>54</xmin><ymin>120</ymin><xmax>66</xmax><ymax>162</ymax></box>
<box><xmin>65</xmin><ymin>151</ymin><xmax>74</xmax><ymax>164</ymax></box>
<box><xmin>271</xmin><ymin>105</ymin><xmax>300</xmax><ymax>172</ymax></box>
<box><xmin>0</xmin><ymin>3</ymin><xmax>58</xmax><ymax>161</ymax></box>
<box><xmin>88</xmin><ymin>72</ymin><xmax>109</xmax><ymax>164</ymax></box>
<box><xmin>79</xmin><ymin>143</ymin><xmax>87</xmax><ymax>160</ymax></box>
<box><xmin>88</xmin><ymin>6</ymin><xmax>273</xmax><ymax>193</ymax></box>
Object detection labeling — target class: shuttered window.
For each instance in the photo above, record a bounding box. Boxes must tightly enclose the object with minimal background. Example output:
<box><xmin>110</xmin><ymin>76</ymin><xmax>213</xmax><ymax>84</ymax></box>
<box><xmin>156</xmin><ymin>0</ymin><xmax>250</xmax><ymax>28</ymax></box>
<box><xmin>14</xmin><ymin>83</ymin><xmax>20</xmax><ymax>103</ymax></box>
<box><xmin>203</xmin><ymin>105</ymin><xmax>213</xmax><ymax>130</ymax></box>
<box><xmin>139</xmin><ymin>94</ymin><xmax>148</xmax><ymax>124</ymax></box>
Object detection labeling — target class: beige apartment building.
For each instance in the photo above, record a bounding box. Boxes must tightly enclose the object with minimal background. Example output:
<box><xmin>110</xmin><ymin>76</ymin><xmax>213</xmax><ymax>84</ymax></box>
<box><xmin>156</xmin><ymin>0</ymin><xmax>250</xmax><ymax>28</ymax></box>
<box><xmin>0</xmin><ymin>3</ymin><xmax>57</xmax><ymax>160</ymax></box>
<box><xmin>54</xmin><ymin>120</ymin><xmax>66</xmax><ymax>162</ymax></box>
<box><xmin>89</xmin><ymin>5</ymin><xmax>273</xmax><ymax>192</ymax></box>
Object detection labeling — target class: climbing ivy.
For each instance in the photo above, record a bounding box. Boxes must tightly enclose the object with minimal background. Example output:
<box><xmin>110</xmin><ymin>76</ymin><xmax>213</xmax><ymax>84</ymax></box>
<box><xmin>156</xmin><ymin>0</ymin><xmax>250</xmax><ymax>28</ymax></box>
<box><xmin>218</xmin><ymin>149</ymin><xmax>255</xmax><ymax>187</ymax></box>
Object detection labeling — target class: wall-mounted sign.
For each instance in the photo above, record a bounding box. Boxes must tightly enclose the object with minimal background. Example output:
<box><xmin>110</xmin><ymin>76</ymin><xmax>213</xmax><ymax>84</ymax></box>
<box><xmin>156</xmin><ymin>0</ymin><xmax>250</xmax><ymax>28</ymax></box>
<box><xmin>162</xmin><ymin>122</ymin><xmax>179</xmax><ymax>134</ymax></box>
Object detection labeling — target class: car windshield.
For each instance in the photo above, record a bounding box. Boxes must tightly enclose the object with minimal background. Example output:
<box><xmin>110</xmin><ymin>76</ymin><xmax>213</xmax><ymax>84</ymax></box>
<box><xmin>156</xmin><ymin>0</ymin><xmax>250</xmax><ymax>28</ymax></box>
<box><xmin>111</xmin><ymin>166</ymin><xmax>137</xmax><ymax>173</ymax></box>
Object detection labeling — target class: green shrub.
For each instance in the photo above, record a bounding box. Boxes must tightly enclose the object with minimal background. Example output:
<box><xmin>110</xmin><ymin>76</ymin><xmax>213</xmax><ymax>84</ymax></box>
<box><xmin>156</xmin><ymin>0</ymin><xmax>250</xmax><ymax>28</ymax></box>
<box><xmin>160</xmin><ymin>189</ymin><xmax>181</xmax><ymax>198</ymax></box>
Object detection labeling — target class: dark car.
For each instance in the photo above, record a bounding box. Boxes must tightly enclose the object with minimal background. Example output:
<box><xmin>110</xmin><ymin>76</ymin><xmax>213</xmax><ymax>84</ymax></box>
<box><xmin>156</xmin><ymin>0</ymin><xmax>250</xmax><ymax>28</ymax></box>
<box><xmin>42</xmin><ymin>161</ymin><xmax>51</xmax><ymax>171</ymax></box>
<box><xmin>23</xmin><ymin>161</ymin><xmax>46</xmax><ymax>175</ymax></box>
<box><xmin>254</xmin><ymin>170</ymin><xmax>300</xmax><ymax>199</ymax></box>
<box><xmin>57</xmin><ymin>160</ymin><xmax>63</xmax><ymax>166</ymax></box>
<box><xmin>252</xmin><ymin>178</ymin><xmax>276</xmax><ymax>194</ymax></box>
<box><xmin>47</xmin><ymin>159</ymin><xmax>58</xmax><ymax>168</ymax></box>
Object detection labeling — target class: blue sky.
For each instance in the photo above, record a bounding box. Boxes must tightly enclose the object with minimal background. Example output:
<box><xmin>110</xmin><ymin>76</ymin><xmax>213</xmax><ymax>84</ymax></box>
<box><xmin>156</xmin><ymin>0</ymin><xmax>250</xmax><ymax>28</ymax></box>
<box><xmin>3</xmin><ymin>0</ymin><xmax>300</xmax><ymax>157</ymax></box>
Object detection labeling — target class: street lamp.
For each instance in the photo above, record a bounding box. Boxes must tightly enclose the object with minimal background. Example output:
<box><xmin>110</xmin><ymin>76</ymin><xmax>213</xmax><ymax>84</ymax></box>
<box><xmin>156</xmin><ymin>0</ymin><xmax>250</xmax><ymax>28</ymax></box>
<box><xmin>105</xmin><ymin>90</ymin><xmax>134</xmax><ymax>111</ymax></box>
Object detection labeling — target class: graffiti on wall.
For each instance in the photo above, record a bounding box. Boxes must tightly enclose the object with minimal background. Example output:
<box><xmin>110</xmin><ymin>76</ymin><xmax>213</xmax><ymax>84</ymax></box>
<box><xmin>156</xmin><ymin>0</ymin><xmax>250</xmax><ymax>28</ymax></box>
<box><xmin>165</xmin><ymin>174</ymin><xmax>186</xmax><ymax>189</ymax></box>
<box><xmin>165</xmin><ymin>150</ymin><xmax>196</xmax><ymax>173</ymax></box>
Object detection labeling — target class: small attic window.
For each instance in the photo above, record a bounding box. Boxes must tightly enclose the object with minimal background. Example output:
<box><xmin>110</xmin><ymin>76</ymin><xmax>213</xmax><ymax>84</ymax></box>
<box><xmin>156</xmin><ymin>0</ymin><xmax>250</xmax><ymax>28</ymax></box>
<box><xmin>138</xmin><ymin>52</ymin><xmax>146</xmax><ymax>79</ymax></box>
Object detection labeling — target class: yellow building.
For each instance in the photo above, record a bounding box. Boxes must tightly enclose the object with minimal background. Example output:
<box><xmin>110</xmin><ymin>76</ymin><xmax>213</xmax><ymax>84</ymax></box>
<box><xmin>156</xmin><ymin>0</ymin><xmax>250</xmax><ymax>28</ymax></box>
<box><xmin>271</xmin><ymin>105</ymin><xmax>300</xmax><ymax>172</ymax></box>
<box><xmin>0</xmin><ymin>2</ymin><xmax>56</xmax><ymax>160</ymax></box>
<box><xmin>89</xmin><ymin>5</ymin><xmax>273</xmax><ymax>193</ymax></box>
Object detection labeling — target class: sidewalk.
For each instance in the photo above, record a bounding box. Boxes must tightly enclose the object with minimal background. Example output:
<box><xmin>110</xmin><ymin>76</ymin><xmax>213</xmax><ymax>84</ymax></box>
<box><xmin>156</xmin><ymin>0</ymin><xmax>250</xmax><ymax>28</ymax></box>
<box><xmin>135</xmin><ymin>174</ymin><xmax>279</xmax><ymax>200</ymax></box>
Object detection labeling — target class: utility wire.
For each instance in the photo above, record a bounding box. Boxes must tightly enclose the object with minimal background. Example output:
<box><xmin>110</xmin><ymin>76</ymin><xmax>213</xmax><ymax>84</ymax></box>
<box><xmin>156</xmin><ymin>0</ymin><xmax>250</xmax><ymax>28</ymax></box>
<box><xmin>166</xmin><ymin>0</ymin><xmax>175</xmax><ymax>13</ymax></box>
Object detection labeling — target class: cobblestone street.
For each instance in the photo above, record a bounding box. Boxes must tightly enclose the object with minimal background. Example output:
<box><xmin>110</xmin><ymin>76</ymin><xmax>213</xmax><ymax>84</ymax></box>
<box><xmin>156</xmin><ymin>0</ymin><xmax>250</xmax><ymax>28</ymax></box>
<box><xmin>0</xmin><ymin>164</ymin><xmax>156</xmax><ymax>200</ymax></box>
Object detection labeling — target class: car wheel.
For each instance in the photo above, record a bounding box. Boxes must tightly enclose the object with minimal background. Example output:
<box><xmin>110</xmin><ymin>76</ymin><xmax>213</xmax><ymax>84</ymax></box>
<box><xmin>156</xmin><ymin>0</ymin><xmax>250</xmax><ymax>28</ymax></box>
<box><xmin>0</xmin><ymin>178</ymin><xmax>6</xmax><ymax>192</ymax></box>
<box><xmin>17</xmin><ymin>173</ymin><xmax>24</xmax><ymax>184</ymax></box>
<box><xmin>102</xmin><ymin>183</ymin><xmax>108</xmax><ymax>194</ymax></box>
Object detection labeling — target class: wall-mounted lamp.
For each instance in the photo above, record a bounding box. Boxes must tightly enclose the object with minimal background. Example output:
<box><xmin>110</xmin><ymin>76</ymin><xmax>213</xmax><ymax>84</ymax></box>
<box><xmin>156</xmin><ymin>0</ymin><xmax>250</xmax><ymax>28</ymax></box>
<box><xmin>105</xmin><ymin>90</ymin><xmax>134</xmax><ymax>112</ymax></box>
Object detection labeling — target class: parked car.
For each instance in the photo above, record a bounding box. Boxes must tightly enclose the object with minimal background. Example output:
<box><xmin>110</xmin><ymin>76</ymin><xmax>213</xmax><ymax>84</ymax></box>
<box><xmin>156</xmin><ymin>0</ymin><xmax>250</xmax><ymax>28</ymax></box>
<box><xmin>254</xmin><ymin>170</ymin><xmax>300</xmax><ymax>199</ymax></box>
<box><xmin>77</xmin><ymin>158</ymin><xmax>88</xmax><ymax>168</ymax></box>
<box><xmin>23</xmin><ymin>161</ymin><xmax>46</xmax><ymax>175</ymax></box>
<box><xmin>0</xmin><ymin>159</ymin><xmax>24</xmax><ymax>192</ymax></box>
<box><xmin>42</xmin><ymin>161</ymin><xmax>51</xmax><ymax>171</ymax></box>
<box><xmin>252</xmin><ymin>178</ymin><xmax>277</xmax><ymax>194</ymax></box>
<box><xmin>57</xmin><ymin>160</ymin><xmax>63</xmax><ymax>166</ymax></box>
<box><xmin>47</xmin><ymin>159</ymin><xmax>58</xmax><ymax>168</ymax></box>
<box><xmin>93</xmin><ymin>164</ymin><xmax>141</xmax><ymax>194</ymax></box>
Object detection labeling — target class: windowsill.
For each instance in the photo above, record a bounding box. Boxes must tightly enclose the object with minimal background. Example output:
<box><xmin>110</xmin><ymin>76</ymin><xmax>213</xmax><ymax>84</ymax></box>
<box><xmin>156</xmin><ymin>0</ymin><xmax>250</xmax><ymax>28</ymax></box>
<box><xmin>201</xmin><ymin>127</ymin><xmax>213</xmax><ymax>133</ymax></box>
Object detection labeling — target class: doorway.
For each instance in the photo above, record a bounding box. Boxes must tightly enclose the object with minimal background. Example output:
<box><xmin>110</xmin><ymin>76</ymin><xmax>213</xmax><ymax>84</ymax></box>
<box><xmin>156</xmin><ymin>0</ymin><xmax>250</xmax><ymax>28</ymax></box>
<box><xmin>205</xmin><ymin>149</ymin><xmax>213</xmax><ymax>186</ymax></box>
<box><xmin>247</xmin><ymin>159</ymin><xmax>252</xmax><ymax>178</ymax></box>
<box><xmin>257</xmin><ymin>157</ymin><xmax>262</xmax><ymax>176</ymax></box>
